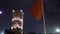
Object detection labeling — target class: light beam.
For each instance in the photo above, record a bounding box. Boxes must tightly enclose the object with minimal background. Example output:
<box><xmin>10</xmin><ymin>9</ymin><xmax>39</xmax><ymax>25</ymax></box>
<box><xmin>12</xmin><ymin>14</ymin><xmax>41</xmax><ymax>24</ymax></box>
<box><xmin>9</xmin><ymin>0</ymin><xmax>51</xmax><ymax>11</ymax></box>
<box><xmin>1</xmin><ymin>32</ymin><xmax>4</xmax><ymax>34</ymax></box>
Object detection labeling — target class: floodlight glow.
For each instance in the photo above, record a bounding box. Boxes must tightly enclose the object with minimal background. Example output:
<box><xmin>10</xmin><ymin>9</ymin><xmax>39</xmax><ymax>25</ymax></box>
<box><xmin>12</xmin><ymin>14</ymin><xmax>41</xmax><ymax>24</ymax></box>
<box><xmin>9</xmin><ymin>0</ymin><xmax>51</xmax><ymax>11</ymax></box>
<box><xmin>1</xmin><ymin>32</ymin><xmax>4</xmax><ymax>34</ymax></box>
<box><xmin>20</xmin><ymin>10</ymin><xmax>23</xmax><ymax>12</ymax></box>
<box><xmin>56</xmin><ymin>28</ymin><xmax>60</xmax><ymax>32</ymax></box>
<box><xmin>12</xmin><ymin>10</ymin><xmax>15</xmax><ymax>12</ymax></box>
<box><xmin>0</xmin><ymin>11</ymin><xmax>2</xmax><ymax>14</ymax></box>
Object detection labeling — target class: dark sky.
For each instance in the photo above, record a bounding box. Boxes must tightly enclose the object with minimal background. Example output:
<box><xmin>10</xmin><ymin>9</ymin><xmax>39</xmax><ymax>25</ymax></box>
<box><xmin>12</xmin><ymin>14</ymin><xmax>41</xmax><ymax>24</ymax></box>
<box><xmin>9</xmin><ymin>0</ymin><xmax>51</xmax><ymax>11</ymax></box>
<box><xmin>0</xmin><ymin>0</ymin><xmax>60</xmax><ymax>34</ymax></box>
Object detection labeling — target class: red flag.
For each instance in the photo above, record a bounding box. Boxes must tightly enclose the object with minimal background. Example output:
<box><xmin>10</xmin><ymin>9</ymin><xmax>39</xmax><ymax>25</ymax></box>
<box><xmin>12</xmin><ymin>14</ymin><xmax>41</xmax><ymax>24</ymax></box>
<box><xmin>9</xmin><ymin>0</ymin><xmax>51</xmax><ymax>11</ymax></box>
<box><xmin>30</xmin><ymin>0</ymin><xmax>43</xmax><ymax>20</ymax></box>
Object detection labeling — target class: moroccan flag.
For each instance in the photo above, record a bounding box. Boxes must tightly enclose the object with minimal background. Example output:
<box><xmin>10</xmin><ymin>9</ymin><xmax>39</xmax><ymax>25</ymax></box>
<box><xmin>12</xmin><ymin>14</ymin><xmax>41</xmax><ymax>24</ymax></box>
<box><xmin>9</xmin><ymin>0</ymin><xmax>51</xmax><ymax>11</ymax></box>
<box><xmin>30</xmin><ymin>0</ymin><xmax>43</xmax><ymax>20</ymax></box>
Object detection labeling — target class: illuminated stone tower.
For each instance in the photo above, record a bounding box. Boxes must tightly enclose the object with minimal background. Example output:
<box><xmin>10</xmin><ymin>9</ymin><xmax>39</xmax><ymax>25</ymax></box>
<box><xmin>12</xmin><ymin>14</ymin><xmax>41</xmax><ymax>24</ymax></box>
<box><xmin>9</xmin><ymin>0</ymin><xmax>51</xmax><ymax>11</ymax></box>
<box><xmin>11</xmin><ymin>10</ymin><xmax>24</xmax><ymax>34</ymax></box>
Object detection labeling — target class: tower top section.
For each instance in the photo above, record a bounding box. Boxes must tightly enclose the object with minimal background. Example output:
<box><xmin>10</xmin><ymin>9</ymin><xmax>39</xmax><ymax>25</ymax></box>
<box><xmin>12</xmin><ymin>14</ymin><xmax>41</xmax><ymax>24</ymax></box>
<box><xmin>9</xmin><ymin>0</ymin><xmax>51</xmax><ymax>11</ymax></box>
<box><xmin>12</xmin><ymin>10</ymin><xmax>24</xmax><ymax>19</ymax></box>
<box><xmin>11</xmin><ymin>10</ymin><xmax>24</xmax><ymax>30</ymax></box>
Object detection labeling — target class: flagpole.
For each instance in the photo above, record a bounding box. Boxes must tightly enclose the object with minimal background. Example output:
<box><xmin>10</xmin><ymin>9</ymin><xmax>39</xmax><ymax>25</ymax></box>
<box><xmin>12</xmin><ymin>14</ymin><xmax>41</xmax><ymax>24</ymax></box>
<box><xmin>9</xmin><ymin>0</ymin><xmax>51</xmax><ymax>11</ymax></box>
<box><xmin>43</xmin><ymin>12</ymin><xmax>46</xmax><ymax>34</ymax></box>
<box><xmin>41</xmin><ymin>0</ymin><xmax>46</xmax><ymax>34</ymax></box>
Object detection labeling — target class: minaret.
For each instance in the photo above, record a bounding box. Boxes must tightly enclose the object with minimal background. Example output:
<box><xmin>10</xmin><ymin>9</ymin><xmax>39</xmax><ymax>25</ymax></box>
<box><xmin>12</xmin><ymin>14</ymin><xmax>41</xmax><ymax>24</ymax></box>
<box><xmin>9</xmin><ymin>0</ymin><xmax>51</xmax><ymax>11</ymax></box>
<box><xmin>11</xmin><ymin>10</ymin><xmax>24</xmax><ymax>34</ymax></box>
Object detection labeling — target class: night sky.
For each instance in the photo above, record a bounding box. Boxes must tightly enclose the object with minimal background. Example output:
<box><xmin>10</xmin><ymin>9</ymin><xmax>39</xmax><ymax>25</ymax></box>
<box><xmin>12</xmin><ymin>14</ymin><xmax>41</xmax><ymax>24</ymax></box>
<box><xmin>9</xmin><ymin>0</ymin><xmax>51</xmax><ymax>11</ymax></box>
<box><xmin>0</xmin><ymin>0</ymin><xmax>60</xmax><ymax>34</ymax></box>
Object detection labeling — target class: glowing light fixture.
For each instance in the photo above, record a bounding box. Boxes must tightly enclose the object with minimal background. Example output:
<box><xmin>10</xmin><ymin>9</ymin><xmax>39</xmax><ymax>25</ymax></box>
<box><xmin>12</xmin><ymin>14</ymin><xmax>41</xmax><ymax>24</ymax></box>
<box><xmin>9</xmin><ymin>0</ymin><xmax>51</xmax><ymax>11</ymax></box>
<box><xmin>0</xmin><ymin>11</ymin><xmax>2</xmax><ymax>14</ymax></box>
<box><xmin>56</xmin><ymin>28</ymin><xmax>60</xmax><ymax>32</ymax></box>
